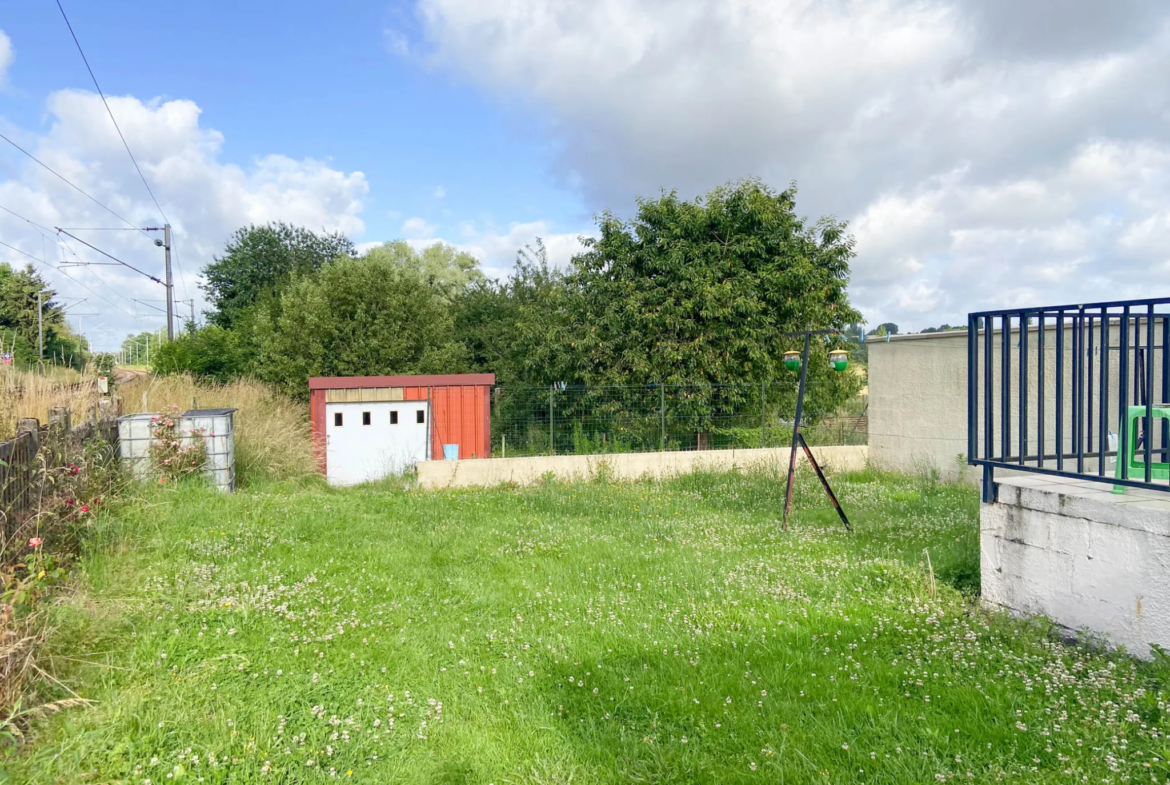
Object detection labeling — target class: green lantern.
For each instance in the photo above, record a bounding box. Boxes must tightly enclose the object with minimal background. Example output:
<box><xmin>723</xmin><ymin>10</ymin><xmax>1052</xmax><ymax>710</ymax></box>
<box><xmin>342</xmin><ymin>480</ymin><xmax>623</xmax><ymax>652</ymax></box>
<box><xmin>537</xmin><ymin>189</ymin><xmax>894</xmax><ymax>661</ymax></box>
<box><xmin>783</xmin><ymin>350</ymin><xmax>802</xmax><ymax>372</ymax></box>
<box><xmin>829</xmin><ymin>349</ymin><xmax>849</xmax><ymax>372</ymax></box>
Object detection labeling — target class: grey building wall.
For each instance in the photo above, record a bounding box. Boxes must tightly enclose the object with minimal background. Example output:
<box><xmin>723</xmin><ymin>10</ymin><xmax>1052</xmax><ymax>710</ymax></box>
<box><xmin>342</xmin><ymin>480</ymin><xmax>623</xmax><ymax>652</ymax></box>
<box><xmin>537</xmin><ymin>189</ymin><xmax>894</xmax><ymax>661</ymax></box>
<box><xmin>868</xmin><ymin>331</ymin><xmax>970</xmax><ymax>481</ymax></box>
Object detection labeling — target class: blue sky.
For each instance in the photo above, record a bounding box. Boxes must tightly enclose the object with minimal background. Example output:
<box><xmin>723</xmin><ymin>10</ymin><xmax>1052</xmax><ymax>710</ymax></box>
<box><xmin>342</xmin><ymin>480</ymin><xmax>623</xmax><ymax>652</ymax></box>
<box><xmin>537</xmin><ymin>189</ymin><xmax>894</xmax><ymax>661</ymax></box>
<box><xmin>1</xmin><ymin>1</ymin><xmax>1168</xmax><ymax>350</ymax></box>
<box><xmin>1</xmin><ymin>0</ymin><xmax>586</xmax><ymax>251</ymax></box>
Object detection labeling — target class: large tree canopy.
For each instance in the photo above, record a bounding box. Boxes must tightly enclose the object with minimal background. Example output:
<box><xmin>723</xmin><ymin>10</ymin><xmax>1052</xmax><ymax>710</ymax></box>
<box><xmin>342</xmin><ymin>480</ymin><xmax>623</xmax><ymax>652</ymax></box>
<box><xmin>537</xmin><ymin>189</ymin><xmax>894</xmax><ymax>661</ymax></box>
<box><xmin>254</xmin><ymin>251</ymin><xmax>466</xmax><ymax>398</ymax></box>
<box><xmin>453</xmin><ymin>239</ymin><xmax>567</xmax><ymax>387</ymax></box>
<box><xmin>201</xmin><ymin>222</ymin><xmax>355</xmax><ymax>330</ymax></box>
<box><xmin>362</xmin><ymin>241</ymin><xmax>485</xmax><ymax>303</ymax></box>
<box><xmin>558</xmin><ymin>179</ymin><xmax>860</xmax><ymax>386</ymax></box>
<box><xmin>0</xmin><ymin>262</ymin><xmax>85</xmax><ymax>368</ymax></box>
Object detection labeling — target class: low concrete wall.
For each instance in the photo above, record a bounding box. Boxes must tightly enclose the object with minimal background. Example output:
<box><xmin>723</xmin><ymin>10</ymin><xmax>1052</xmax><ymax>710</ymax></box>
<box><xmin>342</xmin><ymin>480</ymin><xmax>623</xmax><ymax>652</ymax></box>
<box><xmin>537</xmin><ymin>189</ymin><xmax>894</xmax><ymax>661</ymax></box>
<box><xmin>982</xmin><ymin>476</ymin><xmax>1170</xmax><ymax>658</ymax></box>
<box><xmin>417</xmin><ymin>445</ymin><xmax>869</xmax><ymax>489</ymax></box>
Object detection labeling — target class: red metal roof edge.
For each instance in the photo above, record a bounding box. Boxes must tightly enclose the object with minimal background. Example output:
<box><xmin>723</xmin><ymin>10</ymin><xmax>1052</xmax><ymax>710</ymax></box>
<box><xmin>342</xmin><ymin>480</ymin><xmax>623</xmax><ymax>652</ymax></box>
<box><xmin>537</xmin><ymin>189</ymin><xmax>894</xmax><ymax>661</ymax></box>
<box><xmin>309</xmin><ymin>373</ymin><xmax>496</xmax><ymax>390</ymax></box>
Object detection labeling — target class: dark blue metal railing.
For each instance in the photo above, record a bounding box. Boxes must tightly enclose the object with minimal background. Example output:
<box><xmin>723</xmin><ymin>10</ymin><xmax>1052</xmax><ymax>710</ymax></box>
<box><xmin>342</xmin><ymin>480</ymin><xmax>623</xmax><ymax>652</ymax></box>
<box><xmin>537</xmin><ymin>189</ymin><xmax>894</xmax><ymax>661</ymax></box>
<box><xmin>968</xmin><ymin>297</ymin><xmax>1170</xmax><ymax>501</ymax></box>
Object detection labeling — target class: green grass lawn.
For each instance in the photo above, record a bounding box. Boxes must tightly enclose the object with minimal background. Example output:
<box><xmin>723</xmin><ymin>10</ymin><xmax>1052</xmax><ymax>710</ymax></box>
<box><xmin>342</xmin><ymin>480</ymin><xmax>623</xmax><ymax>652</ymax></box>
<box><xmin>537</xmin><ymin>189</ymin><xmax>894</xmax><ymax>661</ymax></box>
<box><xmin>8</xmin><ymin>468</ymin><xmax>1170</xmax><ymax>784</ymax></box>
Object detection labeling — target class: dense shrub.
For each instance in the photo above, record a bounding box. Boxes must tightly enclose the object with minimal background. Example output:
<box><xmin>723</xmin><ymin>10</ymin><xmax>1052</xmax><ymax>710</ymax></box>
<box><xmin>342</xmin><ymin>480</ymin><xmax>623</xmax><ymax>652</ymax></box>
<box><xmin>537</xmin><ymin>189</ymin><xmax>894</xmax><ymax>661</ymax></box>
<box><xmin>151</xmin><ymin>326</ymin><xmax>249</xmax><ymax>383</ymax></box>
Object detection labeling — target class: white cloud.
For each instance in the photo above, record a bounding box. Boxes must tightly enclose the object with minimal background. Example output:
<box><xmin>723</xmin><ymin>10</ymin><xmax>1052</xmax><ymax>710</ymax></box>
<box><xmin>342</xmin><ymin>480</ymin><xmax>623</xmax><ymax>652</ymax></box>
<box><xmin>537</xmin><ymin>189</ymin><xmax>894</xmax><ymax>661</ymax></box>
<box><xmin>433</xmin><ymin>186</ymin><xmax>446</xmax><ymax>199</ymax></box>
<box><xmin>0</xmin><ymin>30</ymin><xmax>12</xmax><ymax>85</ymax></box>
<box><xmin>0</xmin><ymin>90</ymin><xmax>368</xmax><ymax>349</ymax></box>
<box><xmin>400</xmin><ymin>216</ymin><xmax>438</xmax><ymax>238</ymax></box>
<box><xmin>452</xmin><ymin>220</ymin><xmax>587</xmax><ymax>277</ymax></box>
<box><xmin>408</xmin><ymin>0</ymin><xmax>1170</xmax><ymax>330</ymax></box>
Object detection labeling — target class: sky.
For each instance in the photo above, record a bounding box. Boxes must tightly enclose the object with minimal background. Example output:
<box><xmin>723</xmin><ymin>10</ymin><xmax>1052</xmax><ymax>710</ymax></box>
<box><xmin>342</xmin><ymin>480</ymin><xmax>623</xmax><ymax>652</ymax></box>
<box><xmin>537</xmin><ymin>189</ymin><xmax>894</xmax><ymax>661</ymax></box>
<box><xmin>1</xmin><ymin>1</ymin><xmax>1168</xmax><ymax>351</ymax></box>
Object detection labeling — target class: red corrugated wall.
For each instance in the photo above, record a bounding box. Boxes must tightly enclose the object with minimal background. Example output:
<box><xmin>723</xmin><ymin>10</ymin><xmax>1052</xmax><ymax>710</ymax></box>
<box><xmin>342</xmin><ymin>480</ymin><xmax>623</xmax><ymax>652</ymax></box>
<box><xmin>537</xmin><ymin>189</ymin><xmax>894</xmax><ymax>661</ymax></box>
<box><xmin>428</xmin><ymin>385</ymin><xmax>491</xmax><ymax>460</ymax></box>
<box><xmin>308</xmin><ymin>374</ymin><xmax>493</xmax><ymax>474</ymax></box>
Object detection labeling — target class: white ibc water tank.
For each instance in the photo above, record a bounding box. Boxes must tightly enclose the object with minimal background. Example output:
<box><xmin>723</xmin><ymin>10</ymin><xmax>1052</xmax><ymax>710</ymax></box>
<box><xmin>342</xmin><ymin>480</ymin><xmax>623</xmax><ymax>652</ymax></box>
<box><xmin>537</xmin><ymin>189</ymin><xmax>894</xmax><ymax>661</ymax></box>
<box><xmin>116</xmin><ymin>413</ymin><xmax>156</xmax><ymax>481</ymax></box>
<box><xmin>116</xmin><ymin>409</ymin><xmax>237</xmax><ymax>492</ymax></box>
<box><xmin>180</xmin><ymin>409</ymin><xmax>237</xmax><ymax>492</ymax></box>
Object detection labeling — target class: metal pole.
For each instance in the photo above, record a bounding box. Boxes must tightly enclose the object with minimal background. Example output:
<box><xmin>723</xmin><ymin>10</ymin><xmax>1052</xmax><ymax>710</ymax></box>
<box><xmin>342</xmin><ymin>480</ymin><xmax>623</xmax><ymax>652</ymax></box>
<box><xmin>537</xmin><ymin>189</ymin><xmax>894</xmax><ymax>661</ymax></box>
<box><xmin>660</xmin><ymin>385</ymin><xmax>666</xmax><ymax>451</ymax></box>
<box><xmin>164</xmin><ymin>224</ymin><xmax>174</xmax><ymax>341</ymax></box>
<box><xmin>37</xmin><ymin>290</ymin><xmax>43</xmax><ymax>370</ymax></box>
<box><xmin>782</xmin><ymin>332</ymin><xmax>811</xmax><ymax>530</ymax></box>
<box><xmin>189</xmin><ymin>299</ymin><xmax>195</xmax><ymax>331</ymax></box>
<box><xmin>761</xmin><ymin>380</ymin><xmax>767</xmax><ymax>448</ymax></box>
<box><xmin>549</xmin><ymin>385</ymin><xmax>555</xmax><ymax>456</ymax></box>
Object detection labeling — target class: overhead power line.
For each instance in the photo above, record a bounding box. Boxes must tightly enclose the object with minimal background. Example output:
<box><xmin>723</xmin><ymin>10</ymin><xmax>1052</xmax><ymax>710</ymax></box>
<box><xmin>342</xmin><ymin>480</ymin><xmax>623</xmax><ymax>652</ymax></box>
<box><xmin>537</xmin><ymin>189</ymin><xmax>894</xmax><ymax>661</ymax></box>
<box><xmin>0</xmin><ymin>203</ymin><xmax>57</xmax><ymax>236</ymax></box>
<box><xmin>54</xmin><ymin>0</ymin><xmax>165</xmax><ymax>224</ymax></box>
<box><xmin>55</xmin><ymin>228</ymin><xmax>164</xmax><ymax>284</ymax></box>
<box><xmin>54</xmin><ymin>0</ymin><xmax>189</xmax><ymax>302</ymax></box>
<box><xmin>0</xmin><ymin>236</ymin><xmax>135</xmax><ymax>316</ymax></box>
<box><xmin>0</xmin><ymin>131</ymin><xmax>152</xmax><ymax>240</ymax></box>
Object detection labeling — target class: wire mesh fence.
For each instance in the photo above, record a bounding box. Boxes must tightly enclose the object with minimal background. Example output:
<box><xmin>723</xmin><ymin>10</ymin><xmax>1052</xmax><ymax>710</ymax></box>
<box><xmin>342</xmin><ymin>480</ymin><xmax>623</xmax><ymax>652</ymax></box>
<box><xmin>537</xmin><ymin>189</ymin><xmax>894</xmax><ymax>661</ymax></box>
<box><xmin>490</xmin><ymin>383</ymin><xmax>867</xmax><ymax>457</ymax></box>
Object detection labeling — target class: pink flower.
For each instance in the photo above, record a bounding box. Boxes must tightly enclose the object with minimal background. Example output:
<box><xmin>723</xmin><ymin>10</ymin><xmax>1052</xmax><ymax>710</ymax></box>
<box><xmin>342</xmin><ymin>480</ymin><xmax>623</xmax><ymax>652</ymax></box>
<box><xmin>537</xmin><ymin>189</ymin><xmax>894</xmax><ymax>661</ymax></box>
<box><xmin>80</xmin><ymin>505</ymin><xmax>90</xmax><ymax>513</ymax></box>
<box><xmin>28</xmin><ymin>537</ymin><xmax>42</xmax><ymax>549</ymax></box>
<box><xmin>64</xmin><ymin>498</ymin><xmax>74</xmax><ymax>506</ymax></box>
<box><xmin>160</xmin><ymin>477</ymin><xmax>167</xmax><ymax>484</ymax></box>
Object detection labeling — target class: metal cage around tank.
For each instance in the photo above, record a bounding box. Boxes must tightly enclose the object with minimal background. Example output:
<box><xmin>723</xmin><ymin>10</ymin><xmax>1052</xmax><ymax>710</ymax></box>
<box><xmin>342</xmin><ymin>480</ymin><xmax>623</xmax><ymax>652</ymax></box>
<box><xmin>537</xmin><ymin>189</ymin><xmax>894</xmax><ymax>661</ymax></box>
<box><xmin>117</xmin><ymin>408</ymin><xmax>237</xmax><ymax>491</ymax></box>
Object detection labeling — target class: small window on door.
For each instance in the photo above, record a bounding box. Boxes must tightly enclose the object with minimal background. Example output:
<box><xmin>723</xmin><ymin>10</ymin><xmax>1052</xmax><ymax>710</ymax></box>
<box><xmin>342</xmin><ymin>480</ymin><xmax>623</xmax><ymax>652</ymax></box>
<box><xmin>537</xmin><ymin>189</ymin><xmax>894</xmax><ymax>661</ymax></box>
<box><xmin>416</xmin><ymin>410</ymin><xmax>426</xmax><ymax>424</ymax></box>
<box><xmin>333</xmin><ymin>412</ymin><xmax>343</xmax><ymax>427</ymax></box>
<box><xmin>362</xmin><ymin>411</ymin><xmax>371</xmax><ymax>426</ymax></box>
<box><xmin>390</xmin><ymin>410</ymin><xmax>399</xmax><ymax>425</ymax></box>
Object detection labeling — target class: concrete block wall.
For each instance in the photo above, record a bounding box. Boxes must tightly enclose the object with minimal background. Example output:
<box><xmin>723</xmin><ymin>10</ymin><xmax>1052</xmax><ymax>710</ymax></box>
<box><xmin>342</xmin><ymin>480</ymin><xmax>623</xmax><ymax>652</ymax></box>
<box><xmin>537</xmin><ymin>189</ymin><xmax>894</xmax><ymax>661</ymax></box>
<box><xmin>417</xmin><ymin>445</ymin><xmax>868</xmax><ymax>489</ymax></box>
<box><xmin>868</xmin><ymin>332</ymin><xmax>969</xmax><ymax>481</ymax></box>
<box><xmin>982</xmin><ymin>476</ymin><xmax>1170</xmax><ymax>658</ymax></box>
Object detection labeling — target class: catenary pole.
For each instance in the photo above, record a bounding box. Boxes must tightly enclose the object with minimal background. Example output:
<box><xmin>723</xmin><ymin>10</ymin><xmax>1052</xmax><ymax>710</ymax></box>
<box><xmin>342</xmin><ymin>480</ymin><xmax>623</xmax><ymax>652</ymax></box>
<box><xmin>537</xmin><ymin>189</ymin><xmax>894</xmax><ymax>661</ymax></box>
<box><xmin>37</xmin><ymin>290</ymin><xmax>43</xmax><ymax>370</ymax></box>
<box><xmin>164</xmin><ymin>223</ymin><xmax>174</xmax><ymax>340</ymax></box>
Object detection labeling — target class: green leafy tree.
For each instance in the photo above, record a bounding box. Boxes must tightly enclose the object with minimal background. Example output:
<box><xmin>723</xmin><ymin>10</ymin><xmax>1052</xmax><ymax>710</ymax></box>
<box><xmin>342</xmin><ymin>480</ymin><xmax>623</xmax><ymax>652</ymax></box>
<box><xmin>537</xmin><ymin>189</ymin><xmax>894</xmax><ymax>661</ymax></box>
<box><xmin>542</xmin><ymin>179</ymin><xmax>862</xmax><ymax>435</ymax></box>
<box><xmin>842</xmin><ymin>323</ymin><xmax>868</xmax><ymax>365</ymax></box>
<box><xmin>121</xmin><ymin>330</ymin><xmax>166</xmax><ymax>367</ymax></box>
<box><xmin>151</xmin><ymin>325</ymin><xmax>249</xmax><ymax>383</ymax></box>
<box><xmin>363</xmin><ymin>241</ymin><xmax>485</xmax><ymax>303</ymax></box>
<box><xmin>868</xmin><ymin>322</ymin><xmax>899</xmax><ymax>337</ymax></box>
<box><xmin>561</xmin><ymin>180</ymin><xmax>859</xmax><ymax>386</ymax></box>
<box><xmin>0</xmin><ymin>262</ymin><xmax>85</xmax><ymax>368</ymax></box>
<box><xmin>453</xmin><ymin>239</ymin><xmax>567</xmax><ymax>386</ymax></box>
<box><xmin>254</xmin><ymin>253</ymin><xmax>466</xmax><ymax>398</ymax></box>
<box><xmin>201</xmin><ymin>222</ymin><xmax>355</xmax><ymax>331</ymax></box>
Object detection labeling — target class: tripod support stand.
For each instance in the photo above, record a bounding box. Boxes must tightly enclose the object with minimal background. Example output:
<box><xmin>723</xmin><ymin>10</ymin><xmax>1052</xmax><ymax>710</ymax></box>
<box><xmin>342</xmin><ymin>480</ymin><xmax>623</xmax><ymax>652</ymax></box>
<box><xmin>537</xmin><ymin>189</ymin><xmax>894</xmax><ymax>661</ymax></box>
<box><xmin>781</xmin><ymin>331</ymin><xmax>853</xmax><ymax>532</ymax></box>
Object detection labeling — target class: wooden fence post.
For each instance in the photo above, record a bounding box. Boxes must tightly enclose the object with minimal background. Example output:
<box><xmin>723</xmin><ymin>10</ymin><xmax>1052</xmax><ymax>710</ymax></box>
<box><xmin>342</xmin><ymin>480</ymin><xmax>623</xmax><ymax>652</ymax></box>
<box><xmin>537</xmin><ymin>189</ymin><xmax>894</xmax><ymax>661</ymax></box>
<box><xmin>49</xmin><ymin>407</ymin><xmax>71</xmax><ymax>432</ymax></box>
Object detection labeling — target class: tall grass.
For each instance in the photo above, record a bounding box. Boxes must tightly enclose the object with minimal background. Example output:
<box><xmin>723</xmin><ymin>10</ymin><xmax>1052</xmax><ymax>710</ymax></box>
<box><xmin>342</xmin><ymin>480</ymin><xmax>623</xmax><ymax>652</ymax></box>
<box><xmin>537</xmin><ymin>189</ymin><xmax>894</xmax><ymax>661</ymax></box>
<box><xmin>0</xmin><ymin>368</ymin><xmax>99</xmax><ymax>442</ymax></box>
<box><xmin>118</xmin><ymin>374</ymin><xmax>316</xmax><ymax>485</ymax></box>
<box><xmin>11</xmin><ymin>471</ymin><xmax>1164</xmax><ymax>783</ymax></box>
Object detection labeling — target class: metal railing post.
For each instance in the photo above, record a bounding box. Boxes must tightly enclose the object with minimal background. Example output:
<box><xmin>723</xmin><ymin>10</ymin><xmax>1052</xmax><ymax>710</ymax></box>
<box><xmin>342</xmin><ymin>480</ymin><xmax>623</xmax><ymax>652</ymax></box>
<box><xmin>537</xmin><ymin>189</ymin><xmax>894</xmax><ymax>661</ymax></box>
<box><xmin>660</xmin><ymin>385</ymin><xmax>666</xmax><ymax>451</ymax></box>
<box><xmin>968</xmin><ymin>314</ymin><xmax>977</xmax><ymax>464</ymax></box>
<box><xmin>1056</xmin><ymin>310</ymin><xmax>1065</xmax><ymax>471</ymax></box>
<box><xmin>1119</xmin><ymin>308</ymin><xmax>1130</xmax><ymax>481</ymax></box>
<box><xmin>1020</xmin><ymin>310</ymin><xmax>1028</xmax><ymax>465</ymax></box>
<box><xmin>1146</xmin><ymin>305</ymin><xmax>1156</xmax><ymax>481</ymax></box>
<box><xmin>1037</xmin><ymin>312</ymin><xmax>1046</xmax><ymax>468</ymax></box>
<box><xmin>760</xmin><ymin>380</ymin><xmax>766</xmax><ymax>449</ymax></box>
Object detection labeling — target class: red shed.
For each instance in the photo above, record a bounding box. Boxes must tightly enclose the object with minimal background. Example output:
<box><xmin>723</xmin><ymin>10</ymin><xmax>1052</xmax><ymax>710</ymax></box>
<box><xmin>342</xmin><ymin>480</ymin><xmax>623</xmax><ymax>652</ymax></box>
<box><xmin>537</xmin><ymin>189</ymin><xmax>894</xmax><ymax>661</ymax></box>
<box><xmin>309</xmin><ymin>373</ymin><xmax>493</xmax><ymax>486</ymax></box>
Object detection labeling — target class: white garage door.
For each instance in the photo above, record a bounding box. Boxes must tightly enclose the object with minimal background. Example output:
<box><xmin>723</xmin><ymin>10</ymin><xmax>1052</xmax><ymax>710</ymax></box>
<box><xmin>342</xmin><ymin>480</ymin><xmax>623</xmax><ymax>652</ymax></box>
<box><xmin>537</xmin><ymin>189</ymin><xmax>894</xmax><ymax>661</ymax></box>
<box><xmin>325</xmin><ymin>401</ymin><xmax>430</xmax><ymax>486</ymax></box>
